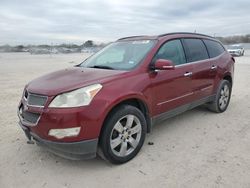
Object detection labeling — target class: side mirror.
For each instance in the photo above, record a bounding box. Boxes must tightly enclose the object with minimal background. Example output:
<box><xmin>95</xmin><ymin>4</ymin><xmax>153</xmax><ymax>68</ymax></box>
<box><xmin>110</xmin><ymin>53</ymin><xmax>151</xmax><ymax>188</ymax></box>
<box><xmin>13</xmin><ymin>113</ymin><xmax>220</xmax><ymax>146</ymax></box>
<box><xmin>154</xmin><ymin>59</ymin><xmax>175</xmax><ymax>70</ymax></box>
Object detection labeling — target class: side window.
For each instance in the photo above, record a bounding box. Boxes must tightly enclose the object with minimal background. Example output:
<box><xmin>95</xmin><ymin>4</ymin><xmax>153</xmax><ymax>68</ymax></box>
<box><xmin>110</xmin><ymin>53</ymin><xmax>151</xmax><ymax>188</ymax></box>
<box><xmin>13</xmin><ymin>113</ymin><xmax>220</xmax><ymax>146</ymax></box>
<box><xmin>203</xmin><ymin>39</ymin><xmax>225</xmax><ymax>58</ymax></box>
<box><xmin>183</xmin><ymin>39</ymin><xmax>209</xmax><ymax>62</ymax></box>
<box><xmin>154</xmin><ymin>40</ymin><xmax>186</xmax><ymax>66</ymax></box>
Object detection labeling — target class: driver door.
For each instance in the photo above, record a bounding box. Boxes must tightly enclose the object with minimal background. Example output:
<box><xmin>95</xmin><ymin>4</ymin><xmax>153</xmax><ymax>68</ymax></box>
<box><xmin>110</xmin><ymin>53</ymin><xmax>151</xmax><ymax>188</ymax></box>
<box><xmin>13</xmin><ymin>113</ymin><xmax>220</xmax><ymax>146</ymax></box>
<box><xmin>150</xmin><ymin>39</ymin><xmax>194</xmax><ymax>115</ymax></box>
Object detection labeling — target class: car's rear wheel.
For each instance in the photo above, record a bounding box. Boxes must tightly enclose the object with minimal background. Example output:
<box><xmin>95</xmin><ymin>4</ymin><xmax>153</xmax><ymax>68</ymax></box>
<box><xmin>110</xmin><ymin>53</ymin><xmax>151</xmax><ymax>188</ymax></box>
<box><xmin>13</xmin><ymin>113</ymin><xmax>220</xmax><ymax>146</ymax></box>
<box><xmin>99</xmin><ymin>105</ymin><xmax>146</xmax><ymax>164</ymax></box>
<box><xmin>207</xmin><ymin>80</ymin><xmax>232</xmax><ymax>113</ymax></box>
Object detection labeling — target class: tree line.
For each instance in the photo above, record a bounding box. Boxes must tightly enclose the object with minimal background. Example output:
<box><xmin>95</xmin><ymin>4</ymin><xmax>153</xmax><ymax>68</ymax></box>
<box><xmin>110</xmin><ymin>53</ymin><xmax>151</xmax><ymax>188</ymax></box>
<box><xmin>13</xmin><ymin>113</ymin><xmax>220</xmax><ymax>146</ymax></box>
<box><xmin>1</xmin><ymin>34</ymin><xmax>250</xmax><ymax>53</ymax></box>
<box><xmin>216</xmin><ymin>34</ymin><xmax>250</xmax><ymax>44</ymax></box>
<box><xmin>0</xmin><ymin>40</ymin><xmax>107</xmax><ymax>53</ymax></box>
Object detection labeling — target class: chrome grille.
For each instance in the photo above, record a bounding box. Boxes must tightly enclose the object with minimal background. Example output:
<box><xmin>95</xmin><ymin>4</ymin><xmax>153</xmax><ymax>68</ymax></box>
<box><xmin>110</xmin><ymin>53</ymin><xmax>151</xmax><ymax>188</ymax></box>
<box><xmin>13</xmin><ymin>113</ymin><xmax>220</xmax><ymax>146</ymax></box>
<box><xmin>18</xmin><ymin>104</ymin><xmax>40</xmax><ymax>126</ymax></box>
<box><xmin>18</xmin><ymin>90</ymin><xmax>47</xmax><ymax>126</ymax></box>
<box><xmin>25</xmin><ymin>91</ymin><xmax>47</xmax><ymax>107</ymax></box>
<box><xmin>21</xmin><ymin>109</ymin><xmax>40</xmax><ymax>124</ymax></box>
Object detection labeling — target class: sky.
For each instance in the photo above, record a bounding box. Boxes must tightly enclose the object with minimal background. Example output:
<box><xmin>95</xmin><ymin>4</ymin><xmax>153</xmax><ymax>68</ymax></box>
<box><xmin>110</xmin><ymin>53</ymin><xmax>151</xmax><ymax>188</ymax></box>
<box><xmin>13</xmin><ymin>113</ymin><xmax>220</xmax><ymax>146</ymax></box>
<box><xmin>1</xmin><ymin>0</ymin><xmax>250</xmax><ymax>45</ymax></box>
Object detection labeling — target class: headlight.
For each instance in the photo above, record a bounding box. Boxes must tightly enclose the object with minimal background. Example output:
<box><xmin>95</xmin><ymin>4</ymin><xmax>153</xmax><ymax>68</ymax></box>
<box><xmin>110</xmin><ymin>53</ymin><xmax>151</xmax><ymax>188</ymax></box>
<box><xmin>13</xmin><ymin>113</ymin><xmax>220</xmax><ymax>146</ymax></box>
<box><xmin>49</xmin><ymin>84</ymin><xmax>102</xmax><ymax>108</ymax></box>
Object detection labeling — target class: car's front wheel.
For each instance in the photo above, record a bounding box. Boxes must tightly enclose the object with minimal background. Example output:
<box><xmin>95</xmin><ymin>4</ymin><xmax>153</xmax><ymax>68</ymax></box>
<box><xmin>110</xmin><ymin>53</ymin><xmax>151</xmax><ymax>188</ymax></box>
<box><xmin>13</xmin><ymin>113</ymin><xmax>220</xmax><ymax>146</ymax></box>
<box><xmin>99</xmin><ymin>105</ymin><xmax>146</xmax><ymax>164</ymax></box>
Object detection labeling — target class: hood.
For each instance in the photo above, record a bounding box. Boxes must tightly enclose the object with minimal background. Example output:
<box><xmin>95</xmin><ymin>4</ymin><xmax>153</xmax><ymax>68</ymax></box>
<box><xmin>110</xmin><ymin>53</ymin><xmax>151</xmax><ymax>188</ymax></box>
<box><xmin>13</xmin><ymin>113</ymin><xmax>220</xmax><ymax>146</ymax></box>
<box><xmin>27</xmin><ymin>67</ymin><xmax>126</xmax><ymax>96</ymax></box>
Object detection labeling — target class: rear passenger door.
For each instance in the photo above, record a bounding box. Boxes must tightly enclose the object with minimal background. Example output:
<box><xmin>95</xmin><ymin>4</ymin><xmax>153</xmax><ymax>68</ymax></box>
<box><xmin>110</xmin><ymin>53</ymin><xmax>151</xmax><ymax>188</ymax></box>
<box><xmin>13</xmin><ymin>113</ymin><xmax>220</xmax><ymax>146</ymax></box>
<box><xmin>182</xmin><ymin>38</ymin><xmax>214</xmax><ymax>99</ymax></box>
<box><xmin>203</xmin><ymin>39</ymin><xmax>226</xmax><ymax>88</ymax></box>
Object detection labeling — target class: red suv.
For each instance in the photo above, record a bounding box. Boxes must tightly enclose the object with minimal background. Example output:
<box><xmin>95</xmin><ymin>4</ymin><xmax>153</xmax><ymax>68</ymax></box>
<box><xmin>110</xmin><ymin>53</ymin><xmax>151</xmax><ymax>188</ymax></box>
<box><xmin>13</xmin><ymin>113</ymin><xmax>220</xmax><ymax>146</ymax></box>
<box><xmin>18</xmin><ymin>32</ymin><xmax>235</xmax><ymax>164</ymax></box>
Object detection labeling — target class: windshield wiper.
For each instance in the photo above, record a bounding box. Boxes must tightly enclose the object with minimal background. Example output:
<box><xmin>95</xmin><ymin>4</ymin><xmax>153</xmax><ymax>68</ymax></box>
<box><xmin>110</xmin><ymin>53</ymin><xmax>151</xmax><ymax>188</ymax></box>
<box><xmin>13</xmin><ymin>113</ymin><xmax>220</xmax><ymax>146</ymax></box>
<box><xmin>89</xmin><ymin>65</ymin><xmax>114</xmax><ymax>70</ymax></box>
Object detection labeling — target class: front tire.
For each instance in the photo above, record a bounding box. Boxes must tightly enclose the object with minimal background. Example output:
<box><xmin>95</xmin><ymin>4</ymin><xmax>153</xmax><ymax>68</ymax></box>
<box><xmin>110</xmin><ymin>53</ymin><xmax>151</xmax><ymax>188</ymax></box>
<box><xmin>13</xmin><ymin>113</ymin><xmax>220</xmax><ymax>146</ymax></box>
<box><xmin>207</xmin><ymin>80</ymin><xmax>232</xmax><ymax>113</ymax></box>
<box><xmin>99</xmin><ymin>105</ymin><xmax>147</xmax><ymax>164</ymax></box>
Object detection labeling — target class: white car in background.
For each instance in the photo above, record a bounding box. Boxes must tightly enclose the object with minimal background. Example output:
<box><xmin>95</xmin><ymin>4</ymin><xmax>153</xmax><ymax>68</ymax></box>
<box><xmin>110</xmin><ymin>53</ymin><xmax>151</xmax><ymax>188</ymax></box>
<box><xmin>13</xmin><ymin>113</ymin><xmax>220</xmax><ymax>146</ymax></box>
<box><xmin>227</xmin><ymin>44</ymin><xmax>244</xmax><ymax>56</ymax></box>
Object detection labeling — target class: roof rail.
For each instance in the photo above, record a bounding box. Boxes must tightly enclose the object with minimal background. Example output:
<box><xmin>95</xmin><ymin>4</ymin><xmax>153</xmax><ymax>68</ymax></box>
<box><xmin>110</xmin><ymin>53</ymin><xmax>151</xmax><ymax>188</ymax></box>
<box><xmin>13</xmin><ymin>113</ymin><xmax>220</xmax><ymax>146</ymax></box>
<box><xmin>118</xmin><ymin>35</ymin><xmax>147</xmax><ymax>40</ymax></box>
<box><xmin>158</xmin><ymin>32</ymin><xmax>213</xmax><ymax>38</ymax></box>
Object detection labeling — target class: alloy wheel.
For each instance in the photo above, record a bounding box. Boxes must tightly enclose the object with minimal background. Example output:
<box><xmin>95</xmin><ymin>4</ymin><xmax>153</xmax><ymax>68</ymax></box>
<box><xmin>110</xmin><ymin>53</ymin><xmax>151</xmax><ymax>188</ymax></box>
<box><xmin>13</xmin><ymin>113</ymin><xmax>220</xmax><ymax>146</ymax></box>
<box><xmin>219</xmin><ymin>84</ymin><xmax>230</xmax><ymax>110</ymax></box>
<box><xmin>110</xmin><ymin>115</ymin><xmax>142</xmax><ymax>157</ymax></box>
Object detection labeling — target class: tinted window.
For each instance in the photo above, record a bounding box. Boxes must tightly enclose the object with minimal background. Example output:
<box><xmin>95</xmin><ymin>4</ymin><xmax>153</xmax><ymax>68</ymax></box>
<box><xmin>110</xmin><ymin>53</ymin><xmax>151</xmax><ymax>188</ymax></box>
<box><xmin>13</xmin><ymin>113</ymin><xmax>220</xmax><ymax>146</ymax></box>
<box><xmin>154</xmin><ymin>40</ymin><xmax>186</xmax><ymax>66</ymax></box>
<box><xmin>203</xmin><ymin>39</ymin><xmax>225</xmax><ymax>58</ymax></box>
<box><xmin>183</xmin><ymin>39</ymin><xmax>209</xmax><ymax>62</ymax></box>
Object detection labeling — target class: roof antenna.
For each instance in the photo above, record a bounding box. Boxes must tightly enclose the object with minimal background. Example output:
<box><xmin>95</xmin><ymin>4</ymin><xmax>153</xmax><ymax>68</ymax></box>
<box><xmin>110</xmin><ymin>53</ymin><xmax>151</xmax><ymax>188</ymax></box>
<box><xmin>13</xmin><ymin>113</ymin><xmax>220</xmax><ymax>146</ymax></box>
<box><xmin>194</xmin><ymin>30</ymin><xmax>196</xmax><ymax>33</ymax></box>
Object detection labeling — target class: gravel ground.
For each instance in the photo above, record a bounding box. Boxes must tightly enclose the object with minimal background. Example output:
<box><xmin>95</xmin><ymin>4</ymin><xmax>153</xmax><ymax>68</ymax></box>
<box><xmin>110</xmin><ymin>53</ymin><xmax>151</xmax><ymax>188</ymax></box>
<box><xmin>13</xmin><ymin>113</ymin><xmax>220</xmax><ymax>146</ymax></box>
<box><xmin>0</xmin><ymin>51</ymin><xmax>250</xmax><ymax>188</ymax></box>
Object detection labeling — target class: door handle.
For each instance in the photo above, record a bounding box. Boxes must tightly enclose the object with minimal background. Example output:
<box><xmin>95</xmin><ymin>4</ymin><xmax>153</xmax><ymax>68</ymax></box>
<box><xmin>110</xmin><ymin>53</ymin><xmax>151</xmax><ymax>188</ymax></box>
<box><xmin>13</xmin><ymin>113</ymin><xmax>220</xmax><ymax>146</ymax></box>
<box><xmin>184</xmin><ymin>72</ymin><xmax>192</xmax><ymax>77</ymax></box>
<box><xmin>211</xmin><ymin>65</ymin><xmax>217</xmax><ymax>70</ymax></box>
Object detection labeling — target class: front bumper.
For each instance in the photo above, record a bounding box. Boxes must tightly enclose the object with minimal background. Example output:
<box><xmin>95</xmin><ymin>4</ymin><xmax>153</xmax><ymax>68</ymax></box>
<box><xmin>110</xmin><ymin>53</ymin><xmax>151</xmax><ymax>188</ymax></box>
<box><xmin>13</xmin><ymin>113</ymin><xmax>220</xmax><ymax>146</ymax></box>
<box><xmin>19</xmin><ymin>123</ymin><xmax>98</xmax><ymax>160</ymax></box>
<box><xmin>17</xmin><ymin>92</ymin><xmax>107</xmax><ymax>142</ymax></box>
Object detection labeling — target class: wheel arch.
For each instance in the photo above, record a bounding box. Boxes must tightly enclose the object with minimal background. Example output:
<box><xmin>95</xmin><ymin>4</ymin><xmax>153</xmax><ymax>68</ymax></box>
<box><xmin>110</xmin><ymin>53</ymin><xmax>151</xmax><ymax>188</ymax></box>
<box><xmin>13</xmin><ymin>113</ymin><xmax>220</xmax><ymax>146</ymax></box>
<box><xmin>223</xmin><ymin>74</ymin><xmax>233</xmax><ymax>86</ymax></box>
<box><xmin>100</xmin><ymin>96</ymin><xmax>152</xmax><ymax>139</ymax></box>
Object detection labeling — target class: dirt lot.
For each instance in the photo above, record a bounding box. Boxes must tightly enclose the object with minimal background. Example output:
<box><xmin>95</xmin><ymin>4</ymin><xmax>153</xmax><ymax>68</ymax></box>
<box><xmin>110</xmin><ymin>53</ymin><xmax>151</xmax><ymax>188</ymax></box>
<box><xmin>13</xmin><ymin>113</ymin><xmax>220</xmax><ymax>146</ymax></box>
<box><xmin>0</xmin><ymin>51</ymin><xmax>250</xmax><ymax>188</ymax></box>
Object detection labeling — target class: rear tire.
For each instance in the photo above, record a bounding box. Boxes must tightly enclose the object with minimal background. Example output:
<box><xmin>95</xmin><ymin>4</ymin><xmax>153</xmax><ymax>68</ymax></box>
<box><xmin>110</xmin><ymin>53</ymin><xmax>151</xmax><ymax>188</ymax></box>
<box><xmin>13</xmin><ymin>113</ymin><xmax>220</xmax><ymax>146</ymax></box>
<box><xmin>99</xmin><ymin>105</ymin><xmax>146</xmax><ymax>164</ymax></box>
<box><xmin>207</xmin><ymin>80</ymin><xmax>232</xmax><ymax>113</ymax></box>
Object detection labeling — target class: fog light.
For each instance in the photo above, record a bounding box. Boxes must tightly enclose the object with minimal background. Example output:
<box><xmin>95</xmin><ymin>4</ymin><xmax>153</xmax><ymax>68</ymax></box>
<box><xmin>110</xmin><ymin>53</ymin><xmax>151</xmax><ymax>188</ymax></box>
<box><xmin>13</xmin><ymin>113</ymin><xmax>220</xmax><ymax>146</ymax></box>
<box><xmin>48</xmin><ymin>127</ymin><xmax>81</xmax><ymax>139</ymax></box>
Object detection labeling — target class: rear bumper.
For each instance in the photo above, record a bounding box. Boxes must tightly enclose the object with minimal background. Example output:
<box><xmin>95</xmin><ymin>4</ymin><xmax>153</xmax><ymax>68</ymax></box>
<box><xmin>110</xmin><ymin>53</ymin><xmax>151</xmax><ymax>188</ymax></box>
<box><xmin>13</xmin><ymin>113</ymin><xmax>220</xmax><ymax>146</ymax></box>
<box><xmin>19</xmin><ymin>122</ymin><xmax>98</xmax><ymax>160</ymax></box>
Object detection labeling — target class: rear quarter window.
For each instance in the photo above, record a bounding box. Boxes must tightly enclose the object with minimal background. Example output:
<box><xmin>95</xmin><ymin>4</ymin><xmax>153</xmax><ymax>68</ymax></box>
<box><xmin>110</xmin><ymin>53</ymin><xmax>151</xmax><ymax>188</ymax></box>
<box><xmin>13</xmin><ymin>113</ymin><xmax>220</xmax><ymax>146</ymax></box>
<box><xmin>183</xmin><ymin>39</ymin><xmax>209</xmax><ymax>62</ymax></box>
<box><xmin>203</xmin><ymin>39</ymin><xmax>225</xmax><ymax>58</ymax></box>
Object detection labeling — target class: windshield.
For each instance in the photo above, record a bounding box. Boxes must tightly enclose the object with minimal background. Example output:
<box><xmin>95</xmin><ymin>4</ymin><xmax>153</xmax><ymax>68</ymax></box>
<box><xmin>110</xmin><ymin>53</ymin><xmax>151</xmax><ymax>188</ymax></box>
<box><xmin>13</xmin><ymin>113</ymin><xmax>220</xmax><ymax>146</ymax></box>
<box><xmin>80</xmin><ymin>40</ymin><xmax>156</xmax><ymax>70</ymax></box>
